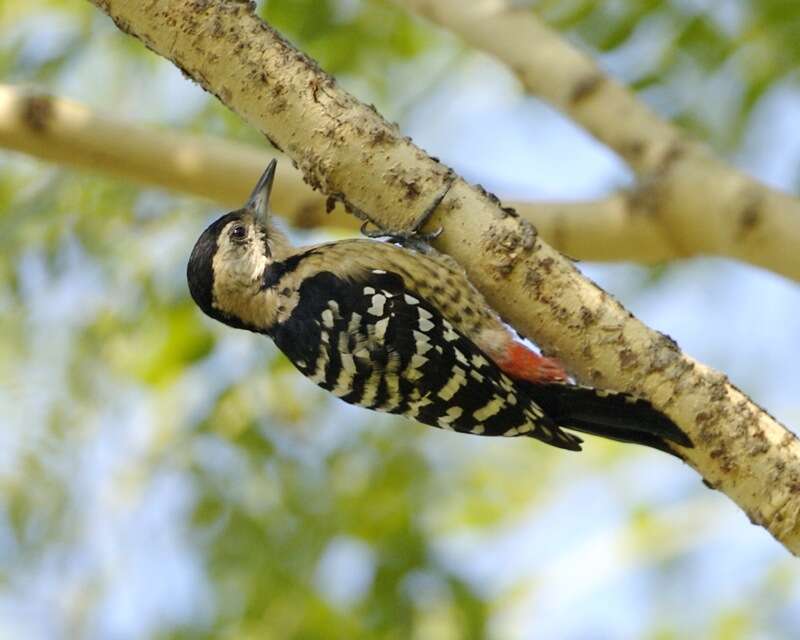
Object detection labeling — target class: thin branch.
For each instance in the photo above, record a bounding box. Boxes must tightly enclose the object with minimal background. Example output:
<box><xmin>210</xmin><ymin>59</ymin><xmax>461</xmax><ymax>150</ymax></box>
<box><xmin>0</xmin><ymin>83</ymin><xmax>674</xmax><ymax>261</ymax></box>
<box><xmin>397</xmin><ymin>0</ymin><xmax>800</xmax><ymax>282</ymax></box>
<box><xmin>87</xmin><ymin>0</ymin><xmax>799</xmax><ymax>553</ymax></box>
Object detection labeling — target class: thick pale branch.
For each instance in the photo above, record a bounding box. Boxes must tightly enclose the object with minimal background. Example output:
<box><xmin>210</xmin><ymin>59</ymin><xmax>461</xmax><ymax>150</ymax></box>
<box><xmin>88</xmin><ymin>0</ymin><xmax>800</xmax><ymax>553</ymax></box>
<box><xmin>0</xmin><ymin>84</ymin><xmax>352</xmax><ymax>229</ymax></box>
<box><xmin>0</xmin><ymin>83</ymin><xmax>673</xmax><ymax>262</ymax></box>
<box><xmin>397</xmin><ymin>0</ymin><xmax>800</xmax><ymax>282</ymax></box>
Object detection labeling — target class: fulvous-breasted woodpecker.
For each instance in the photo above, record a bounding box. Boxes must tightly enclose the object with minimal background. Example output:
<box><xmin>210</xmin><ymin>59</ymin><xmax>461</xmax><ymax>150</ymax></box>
<box><xmin>187</xmin><ymin>161</ymin><xmax>691</xmax><ymax>454</ymax></box>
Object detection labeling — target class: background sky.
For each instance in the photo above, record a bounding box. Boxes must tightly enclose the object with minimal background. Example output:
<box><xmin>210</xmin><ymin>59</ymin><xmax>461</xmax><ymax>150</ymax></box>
<box><xmin>1</xmin><ymin>1</ymin><xmax>799</xmax><ymax>638</ymax></box>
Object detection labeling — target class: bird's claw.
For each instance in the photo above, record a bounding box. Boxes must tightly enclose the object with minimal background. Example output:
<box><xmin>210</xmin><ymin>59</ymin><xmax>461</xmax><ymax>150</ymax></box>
<box><xmin>360</xmin><ymin>175</ymin><xmax>454</xmax><ymax>251</ymax></box>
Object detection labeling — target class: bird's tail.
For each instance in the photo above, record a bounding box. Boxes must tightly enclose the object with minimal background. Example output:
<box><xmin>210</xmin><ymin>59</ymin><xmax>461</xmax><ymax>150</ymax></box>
<box><xmin>520</xmin><ymin>382</ymin><xmax>693</xmax><ymax>456</ymax></box>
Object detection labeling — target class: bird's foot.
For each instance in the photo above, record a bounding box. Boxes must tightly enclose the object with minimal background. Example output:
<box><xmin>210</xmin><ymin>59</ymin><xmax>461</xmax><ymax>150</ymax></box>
<box><xmin>361</xmin><ymin>175</ymin><xmax>454</xmax><ymax>251</ymax></box>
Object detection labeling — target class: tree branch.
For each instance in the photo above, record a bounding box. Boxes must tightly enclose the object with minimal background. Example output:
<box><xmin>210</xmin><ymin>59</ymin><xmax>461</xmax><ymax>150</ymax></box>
<box><xmin>87</xmin><ymin>0</ymin><xmax>799</xmax><ymax>553</ymax></box>
<box><xmin>397</xmin><ymin>0</ymin><xmax>800</xmax><ymax>282</ymax></box>
<box><xmin>0</xmin><ymin>83</ymin><xmax>675</xmax><ymax>262</ymax></box>
<box><xmin>0</xmin><ymin>84</ymin><xmax>354</xmax><ymax>230</ymax></box>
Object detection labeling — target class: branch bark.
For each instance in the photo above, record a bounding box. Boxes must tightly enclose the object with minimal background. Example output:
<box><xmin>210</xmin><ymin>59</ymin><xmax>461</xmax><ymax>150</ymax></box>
<box><xmin>87</xmin><ymin>0</ymin><xmax>800</xmax><ymax>554</ymax></box>
<box><xmin>397</xmin><ymin>0</ymin><xmax>800</xmax><ymax>282</ymax></box>
<box><xmin>0</xmin><ymin>83</ymin><xmax>674</xmax><ymax>262</ymax></box>
<box><xmin>0</xmin><ymin>84</ymin><xmax>353</xmax><ymax>230</ymax></box>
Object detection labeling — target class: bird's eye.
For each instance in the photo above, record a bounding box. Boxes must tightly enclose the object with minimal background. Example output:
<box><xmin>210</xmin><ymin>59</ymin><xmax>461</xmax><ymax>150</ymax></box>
<box><xmin>230</xmin><ymin>224</ymin><xmax>247</xmax><ymax>241</ymax></box>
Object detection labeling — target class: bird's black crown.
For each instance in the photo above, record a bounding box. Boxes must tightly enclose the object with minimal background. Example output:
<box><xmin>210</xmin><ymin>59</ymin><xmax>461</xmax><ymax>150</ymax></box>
<box><xmin>187</xmin><ymin>211</ymin><xmax>239</xmax><ymax>323</ymax></box>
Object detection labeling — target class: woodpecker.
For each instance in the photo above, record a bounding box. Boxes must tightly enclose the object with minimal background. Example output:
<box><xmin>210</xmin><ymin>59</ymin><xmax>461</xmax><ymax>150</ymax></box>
<box><xmin>187</xmin><ymin>161</ymin><xmax>691</xmax><ymax>454</ymax></box>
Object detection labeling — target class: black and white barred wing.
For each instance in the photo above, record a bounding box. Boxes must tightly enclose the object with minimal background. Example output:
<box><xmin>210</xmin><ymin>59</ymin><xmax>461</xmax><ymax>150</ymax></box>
<box><xmin>271</xmin><ymin>269</ymin><xmax>582</xmax><ymax>450</ymax></box>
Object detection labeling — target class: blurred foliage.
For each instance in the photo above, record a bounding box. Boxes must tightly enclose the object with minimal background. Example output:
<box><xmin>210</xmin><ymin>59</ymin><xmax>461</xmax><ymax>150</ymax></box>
<box><xmin>537</xmin><ymin>0</ymin><xmax>800</xmax><ymax>149</ymax></box>
<box><xmin>1</xmin><ymin>0</ymin><xmax>800</xmax><ymax>638</ymax></box>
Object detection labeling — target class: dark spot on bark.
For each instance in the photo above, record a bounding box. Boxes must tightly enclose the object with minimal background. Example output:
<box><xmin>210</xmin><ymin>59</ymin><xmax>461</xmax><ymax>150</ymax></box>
<box><xmin>622</xmin><ymin>140</ymin><xmax>645</xmax><ymax>162</ymax></box>
<box><xmin>22</xmin><ymin>95</ymin><xmax>53</xmax><ymax>132</ymax></box>
<box><xmin>737</xmin><ymin>194</ymin><xmax>762</xmax><ymax>238</ymax></box>
<box><xmin>212</xmin><ymin>17</ymin><xmax>224</xmax><ymax>38</ymax></box>
<box><xmin>269</xmin><ymin>97</ymin><xmax>288</xmax><ymax>115</ymax></box>
<box><xmin>658</xmin><ymin>331</ymin><xmax>680</xmax><ymax>351</ymax></box>
<box><xmin>475</xmin><ymin>184</ymin><xmax>501</xmax><ymax>205</ymax></box>
<box><xmin>325</xmin><ymin>195</ymin><xmax>339</xmax><ymax>214</ymax></box>
<box><xmin>618</xmin><ymin>348</ymin><xmax>637</xmax><ymax>370</ymax></box>
<box><xmin>368</xmin><ymin>127</ymin><xmax>394</xmax><ymax>147</ymax></box>
<box><xmin>500</xmin><ymin>205</ymin><xmax>518</xmax><ymax>218</ymax></box>
<box><xmin>263</xmin><ymin>132</ymin><xmax>283</xmax><ymax>153</ymax></box>
<box><xmin>463</xmin><ymin>307</ymin><xmax>474</xmax><ymax>317</ymax></box>
<box><xmin>781</xmin><ymin>431</ymin><xmax>798</xmax><ymax>447</ymax></box>
<box><xmin>702</xmin><ymin>477</ymin><xmax>717</xmax><ymax>490</ymax></box>
<box><xmin>280</xmin><ymin>288</ymin><xmax>291</xmax><ymax>296</ymax></box>
<box><xmin>579</xmin><ymin>306</ymin><xmax>594</xmax><ymax>327</ymax></box>
<box><xmin>403</xmin><ymin>180</ymin><xmax>420</xmax><ymax>201</ymax></box>
<box><xmin>695</xmin><ymin>411</ymin><xmax>711</xmax><ymax>424</ymax></box>
<box><xmin>709</xmin><ymin>379</ymin><xmax>728</xmax><ymax>402</ymax></box>
<box><xmin>569</xmin><ymin>73</ymin><xmax>605</xmax><ymax>106</ymax></box>
<box><xmin>657</xmin><ymin>142</ymin><xmax>687</xmax><ymax>175</ymax></box>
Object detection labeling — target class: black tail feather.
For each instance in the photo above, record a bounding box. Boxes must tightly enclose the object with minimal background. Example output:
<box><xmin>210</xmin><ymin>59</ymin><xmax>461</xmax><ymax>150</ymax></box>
<box><xmin>520</xmin><ymin>382</ymin><xmax>693</xmax><ymax>455</ymax></box>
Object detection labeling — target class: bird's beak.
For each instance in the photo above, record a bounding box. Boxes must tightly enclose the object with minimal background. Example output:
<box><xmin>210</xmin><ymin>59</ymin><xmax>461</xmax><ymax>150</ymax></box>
<box><xmin>246</xmin><ymin>158</ymin><xmax>277</xmax><ymax>227</ymax></box>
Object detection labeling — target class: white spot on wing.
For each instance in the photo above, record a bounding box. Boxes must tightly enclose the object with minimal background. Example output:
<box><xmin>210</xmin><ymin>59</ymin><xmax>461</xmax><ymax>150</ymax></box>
<box><xmin>471</xmin><ymin>354</ymin><xmax>490</xmax><ymax>369</ymax></box>
<box><xmin>364</xmin><ymin>286</ymin><xmax>375</xmax><ymax>295</ymax></box>
<box><xmin>321</xmin><ymin>309</ymin><xmax>334</xmax><ymax>328</ymax></box>
<box><xmin>359</xmin><ymin>370</ymin><xmax>382</xmax><ymax>407</ymax></box>
<box><xmin>404</xmin><ymin>294</ymin><xmax>419</xmax><ymax>305</ymax></box>
<box><xmin>443</xmin><ymin>322</ymin><xmax>459</xmax><ymax>342</ymax></box>
<box><xmin>406</xmin><ymin>392</ymin><xmax>432</xmax><ymax>418</ymax></box>
<box><xmin>418</xmin><ymin>318</ymin><xmax>435</xmax><ymax>332</ymax></box>
<box><xmin>437</xmin><ymin>366</ymin><xmax>466</xmax><ymax>400</ymax></box>
<box><xmin>348</xmin><ymin>312</ymin><xmax>362</xmax><ymax>334</ymax></box>
<box><xmin>470</xmin><ymin>370</ymin><xmax>484</xmax><ymax>383</ymax></box>
<box><xmin>439</xmin><ymin>406</ymin><xmax>463</xmax><ymax>425</ymax></box>
<box><xmin>473</xmin><ymin>397</ymin><xmax>505</xmax><ymax>421</ymax></box>
<box><xmin>413</xmin><ymin>330</ymin><xmax>429</xmax><ymax>343</ymax></box>
<box><xmin>307</xmin><ymin>350</ymin><xmax>329</xmax><ymax>384</ymax></box>
<box><xmin>341</xmin><ymin>353</ymin><xmax>357</xmax><ymax>374</ymax></box>
<box><xmin>367</xmin><ymin>294</ymin><xmax>387</xmax><ymax>316</ymax></box>
<box><xmin>374</xmin><ymin>316</ymin><xmax>390</xmax><ymax>341</ymax></box>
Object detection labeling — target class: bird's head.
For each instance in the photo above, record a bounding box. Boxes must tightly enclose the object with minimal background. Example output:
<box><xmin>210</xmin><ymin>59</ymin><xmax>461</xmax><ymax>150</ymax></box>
<box><xmin>187</xmin><ymin>159</ymin><xmax>288</xmax><ymax>331</ymax></box>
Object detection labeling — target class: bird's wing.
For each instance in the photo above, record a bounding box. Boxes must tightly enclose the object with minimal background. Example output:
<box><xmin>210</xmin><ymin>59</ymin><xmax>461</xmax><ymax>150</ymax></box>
<box><xmin>271</xmin><ymin>267</ymin><xmax>583</xmax><ymax>450</ymax></box>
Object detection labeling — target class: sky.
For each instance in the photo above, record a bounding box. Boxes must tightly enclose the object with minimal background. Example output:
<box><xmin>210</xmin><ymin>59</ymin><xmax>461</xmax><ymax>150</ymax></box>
<box><xmin>2</xmin><ymin>4</ymin><xmax>800</xmax><ymax>638</ymax></box>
